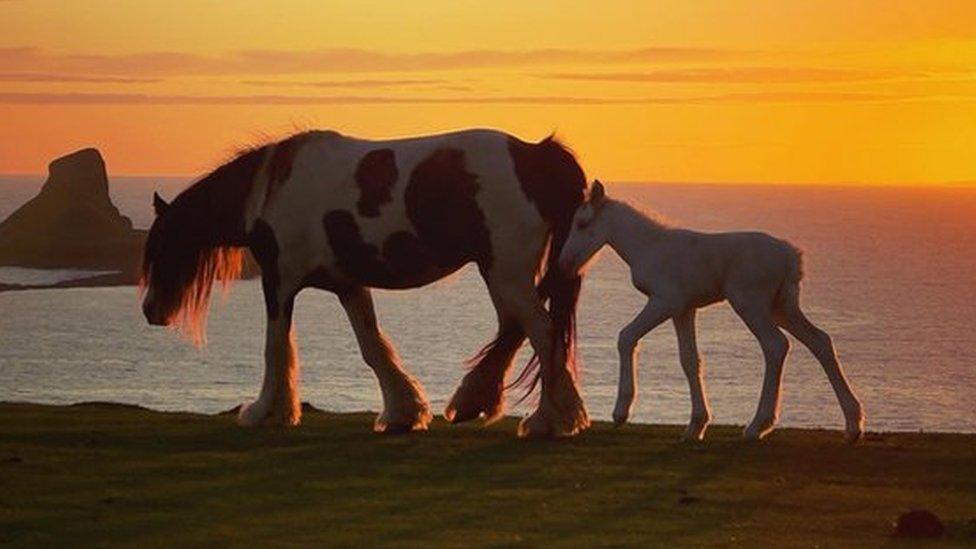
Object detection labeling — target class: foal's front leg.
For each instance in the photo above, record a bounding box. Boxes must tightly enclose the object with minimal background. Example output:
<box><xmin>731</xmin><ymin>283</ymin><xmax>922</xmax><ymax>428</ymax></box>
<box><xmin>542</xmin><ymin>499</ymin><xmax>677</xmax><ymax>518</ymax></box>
<box><xmin>339</xmin><ymin>287</ymin><xmax>432</xmax><ymax>433</ymax></box>
<box><xmin>614</xmin><ymin>300</ymin><xmax>674</xmax><ymax>425</ymax></box>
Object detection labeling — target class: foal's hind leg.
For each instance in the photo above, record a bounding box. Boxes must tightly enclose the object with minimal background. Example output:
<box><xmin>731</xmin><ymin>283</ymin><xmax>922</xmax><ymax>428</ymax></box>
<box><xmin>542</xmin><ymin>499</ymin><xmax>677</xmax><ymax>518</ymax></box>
<box><xmin>731</xmin><ymin>297</ymin><xmax>790</xmax><ymax>441</ymax></box>
<box><xmin>339</xmin><ymin>287</ymin><xmax>432</xmax><ymax>433</ymax></box>
<box><xmin>776</xmin><ymin>294</ymin><xmax>865</xmax><ymax>442</ymax></box>
<box><xmin>673</xmin><ymin>309</ymin><xmax>712</xmax><ymax>441</ymax></box>
<box><xmin>444</xmin><ymin>318</ymin><xmax>525</xmax><ymax>424</ymax></box>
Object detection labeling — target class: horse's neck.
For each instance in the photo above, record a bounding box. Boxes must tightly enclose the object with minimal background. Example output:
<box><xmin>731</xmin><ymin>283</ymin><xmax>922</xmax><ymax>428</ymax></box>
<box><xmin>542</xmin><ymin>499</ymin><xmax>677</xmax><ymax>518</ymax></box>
<box><xmin>605</xmin><ymin>200</ymin><xmax>668</xmax><ymax>266</ymax></box>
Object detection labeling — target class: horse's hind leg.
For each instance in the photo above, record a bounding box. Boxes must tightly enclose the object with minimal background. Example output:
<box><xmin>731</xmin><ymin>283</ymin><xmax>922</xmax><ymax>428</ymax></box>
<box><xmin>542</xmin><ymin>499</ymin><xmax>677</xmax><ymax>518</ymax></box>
<box><xmin>445</xmin><ymin>317</ymin><xmax>525</xmax><ymax>424</ymax></box>
<box><xmin>339</xmin><ymin>287</ymin><xmax>432</xmax><ymax>433</ymax></box>
<box><xmin>485</xmin><ymin>272</ymin><xmax>587</xmax><ymax>438</ymax></box>
<box><xmin>731</xmin><ymin>296</ymin><xmax>790</xmax><ymax>441</ymax></box>
<box><xmin>775</xmin><ymin>289</ymin><xmax>865</xmax><ymax>442</ymax></box>
<box><xmin>673</xmin><ymin>309</ymin><xmax>712</xmax><ymax>441</ymax></box>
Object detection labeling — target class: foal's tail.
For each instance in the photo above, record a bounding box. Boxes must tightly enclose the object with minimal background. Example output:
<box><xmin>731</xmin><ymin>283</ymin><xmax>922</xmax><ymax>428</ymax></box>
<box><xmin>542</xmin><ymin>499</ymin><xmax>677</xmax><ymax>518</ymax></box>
<box><xmin>774</xmin><ymin>242</ymin><xmax>805</xmax><ymax>311</ymax></box>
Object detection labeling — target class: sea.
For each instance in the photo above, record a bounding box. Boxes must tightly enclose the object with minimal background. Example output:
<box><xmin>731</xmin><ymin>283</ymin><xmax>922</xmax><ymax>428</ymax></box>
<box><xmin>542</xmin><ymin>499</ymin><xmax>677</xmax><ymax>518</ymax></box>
<box><xmin>1</xmin><ymin>176</ymin><xmax>974</xmax><ymax>433</ymax></box>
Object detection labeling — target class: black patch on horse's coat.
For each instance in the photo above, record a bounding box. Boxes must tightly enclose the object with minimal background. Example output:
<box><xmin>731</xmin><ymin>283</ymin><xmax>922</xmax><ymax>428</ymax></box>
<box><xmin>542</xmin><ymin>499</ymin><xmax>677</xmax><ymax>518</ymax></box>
<box><xmin>247</xmin><ymin>219</ymin><xmax>281</xmax><ymax>317</ymax></box>
<box><xmin>404</xmin><ymin>148</ymin><xmax>492</xmax><ymax>270</ymax></box>
<box><xmin>506</xmin><ymin>136</ymin><xmax>586</xmax><ymax>231</ymax></box>
<box><xmin>322</xmin><ymin>211</ymin><xmax>433</xmax><ymax>288</ymax></box>
<box><xmin>381</xmin><ymin>231</ymin><xmax>429</xmax><ymax>279</ymax></box>
<box><xmin>264</xmin><ymin>132</ymin><xmax>310</xmax><ymax>204</ymax></box>
<box><xmin>355</xmin><ymin>148</ymin><xmax>398</xmax><ymax>217</ymax></box>
<box><xmin>299</xmin><ymin>266</ymin><xmax>349</xmax><ymax>294</ymax></box>
<box><xmin>322</xmin><ymin>210</ymin><xmax>394</xmax><ymax>286</ymax></box>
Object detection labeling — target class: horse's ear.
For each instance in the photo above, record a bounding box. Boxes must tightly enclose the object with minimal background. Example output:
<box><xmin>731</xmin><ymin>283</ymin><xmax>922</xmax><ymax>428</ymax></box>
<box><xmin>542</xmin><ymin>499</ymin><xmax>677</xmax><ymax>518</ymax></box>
<box><xmin>590</xmin><ymin>180</ymin><xmax>606</xmax><ymax>206</ymax></box>
<box><xmin>153</xmin><ymin>192</ymin><xmax>169</xmax><ymax>216</ymax></box>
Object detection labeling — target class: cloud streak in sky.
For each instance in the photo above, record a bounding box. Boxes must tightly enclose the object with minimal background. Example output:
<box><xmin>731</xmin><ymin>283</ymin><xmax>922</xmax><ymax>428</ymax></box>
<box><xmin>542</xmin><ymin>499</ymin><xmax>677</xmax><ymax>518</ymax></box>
<box><xmin>241</xmin><ymin>78</ymin><xmax>452</xmax><ymax>88</ymax></box>
<box><xmin>536</xmin><ymin>67</ymin><xmax>943</xmax><ymax>83</ymax></box>
<box><xmin>0</xmin><ymin>46</ymin><xmax>742</xmax><ymax>75</ymax></box>
<box><xmin>2</xmin><ymin>90</ymin><xmax>964</xmax><ymax>106</ymax></box>
<box><xmin>0</xmin><ymin>72</ymin><xmax>160</xmax><ymax>83</ymax></box>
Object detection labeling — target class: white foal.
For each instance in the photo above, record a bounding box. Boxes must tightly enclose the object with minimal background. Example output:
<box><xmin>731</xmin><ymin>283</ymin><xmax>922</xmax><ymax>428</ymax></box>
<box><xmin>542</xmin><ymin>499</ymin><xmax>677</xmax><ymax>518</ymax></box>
<box><xmin>558</xmin><ymin>181</ymin><xmax>865</xmax><ymax>442</ymax></box>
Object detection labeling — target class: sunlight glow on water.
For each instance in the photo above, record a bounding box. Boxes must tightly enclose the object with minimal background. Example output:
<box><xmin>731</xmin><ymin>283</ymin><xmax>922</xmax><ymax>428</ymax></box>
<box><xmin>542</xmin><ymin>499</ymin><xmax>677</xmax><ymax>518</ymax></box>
<box><xmin>1</xmin><ymin>177</ymin><xmax>974</xmax><ymax>432</ymax></box>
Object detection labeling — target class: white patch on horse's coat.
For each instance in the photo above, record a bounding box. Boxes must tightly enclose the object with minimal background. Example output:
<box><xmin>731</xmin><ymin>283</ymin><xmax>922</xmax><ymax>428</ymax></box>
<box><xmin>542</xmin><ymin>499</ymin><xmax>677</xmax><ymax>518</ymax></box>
<box><xmin>561</xmin><ymin>183</ymin><xmax>865</xmax><ymax>442</ymax></box>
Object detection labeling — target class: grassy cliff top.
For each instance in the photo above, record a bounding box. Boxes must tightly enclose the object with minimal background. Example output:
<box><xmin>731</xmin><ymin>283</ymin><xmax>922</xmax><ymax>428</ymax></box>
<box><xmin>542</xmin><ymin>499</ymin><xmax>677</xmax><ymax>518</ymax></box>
<box><xmin>1</xmin><ymin>402</ymin><xmax>974</xmax><ymax>546</ymax></box>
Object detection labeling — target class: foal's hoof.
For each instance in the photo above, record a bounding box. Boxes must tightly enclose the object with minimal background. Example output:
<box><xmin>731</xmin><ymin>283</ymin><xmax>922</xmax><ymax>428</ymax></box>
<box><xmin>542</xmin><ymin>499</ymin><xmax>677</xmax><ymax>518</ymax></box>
<box><xmin>612</xmin><ymin>411</ymin><xmax>629</xmax><ymax>427</ymax></box>
<box><xmin>682</xmin><ymin>424</ymin><xmax>708</xmax><ymax>442</ymax></box>
<box><xmin>444</xmin><ymin>384</ymin><xmax>504</xmax><ymax>425</ymax></box>
<box><xmin>845</xmin><ymin>419</ymin><xmax>865</xmax><ymax>444</ymax></box>
<box><xmin>742</xmin><ymin>423</ymin><xmax>775</xmax><ymax>441</ymax></box>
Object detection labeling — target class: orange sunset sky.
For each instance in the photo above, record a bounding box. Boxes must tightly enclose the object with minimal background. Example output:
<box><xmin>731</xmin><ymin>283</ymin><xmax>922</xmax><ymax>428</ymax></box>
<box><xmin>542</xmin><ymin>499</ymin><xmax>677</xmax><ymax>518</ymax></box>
<box><xmin>1</xmin><ymin>1</ymin><xmax>974</xmax><ymax>185</ymax></box>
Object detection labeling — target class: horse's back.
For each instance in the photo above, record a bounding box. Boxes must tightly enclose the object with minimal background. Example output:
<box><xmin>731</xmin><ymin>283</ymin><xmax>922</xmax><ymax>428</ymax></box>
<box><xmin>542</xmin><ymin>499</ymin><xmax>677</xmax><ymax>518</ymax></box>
<box><xmin>254</xmin><ymin>129</ymin><xmax>581</xmax><ymax>290</ymax></box>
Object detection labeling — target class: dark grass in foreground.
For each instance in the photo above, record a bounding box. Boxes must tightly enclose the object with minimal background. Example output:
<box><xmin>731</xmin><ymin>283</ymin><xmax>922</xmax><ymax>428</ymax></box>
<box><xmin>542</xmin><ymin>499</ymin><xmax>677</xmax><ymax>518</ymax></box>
<box><xmin>1</xmin><ymin>403</ymin><xmax>974</xmax><ymax>546</ymax></box>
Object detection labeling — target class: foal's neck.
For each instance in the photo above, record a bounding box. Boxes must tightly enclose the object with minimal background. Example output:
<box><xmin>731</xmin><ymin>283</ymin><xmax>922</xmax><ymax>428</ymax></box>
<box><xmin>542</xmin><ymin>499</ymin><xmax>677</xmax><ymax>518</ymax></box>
<box><xmin>604</xmin><ymin>199</ymin><xmax>669</xmax><ymax>266</ymax></box>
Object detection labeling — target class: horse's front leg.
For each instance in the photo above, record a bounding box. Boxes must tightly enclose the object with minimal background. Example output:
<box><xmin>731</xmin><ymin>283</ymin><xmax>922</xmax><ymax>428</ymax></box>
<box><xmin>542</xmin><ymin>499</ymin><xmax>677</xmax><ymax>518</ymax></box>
<box><xmin>339</xmin><ymin>287</ymin><xmax>432</xmax><ymax>433</ymax></box>
<box><xmin>238</xmin><ymin>287</ymin><xmax>301</xmax><ymax>427</ymax></box>
<box><xmin>613</xmin><ymin>299</ymin><xmax>673</xmax><ymax>425</ymax></box>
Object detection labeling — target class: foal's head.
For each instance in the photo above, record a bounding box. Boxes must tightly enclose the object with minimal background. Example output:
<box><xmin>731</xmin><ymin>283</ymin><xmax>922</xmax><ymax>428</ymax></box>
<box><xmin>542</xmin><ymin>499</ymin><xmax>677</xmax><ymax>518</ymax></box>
<box><xmin>558</xmin><ymin>180</ymin><xmax>610</xmax><ymax>275</ymax></box>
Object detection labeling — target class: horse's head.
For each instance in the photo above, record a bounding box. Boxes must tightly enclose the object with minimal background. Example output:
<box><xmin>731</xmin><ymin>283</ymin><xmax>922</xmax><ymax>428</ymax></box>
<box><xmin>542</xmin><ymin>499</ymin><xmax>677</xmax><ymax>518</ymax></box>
<box><xmin>558</xmin><ymin>180</ymin><xmax>610</xmax><ymax>276</ymax></box>
<box><xmin>140</xmin><ymin>192</ymin><xmax>185</xmax><ymax>326</ymax></box>
<box><xmin>140</xmin><ymin>191</ymin><xmax>244</xmax><ymax>344</ymax></box>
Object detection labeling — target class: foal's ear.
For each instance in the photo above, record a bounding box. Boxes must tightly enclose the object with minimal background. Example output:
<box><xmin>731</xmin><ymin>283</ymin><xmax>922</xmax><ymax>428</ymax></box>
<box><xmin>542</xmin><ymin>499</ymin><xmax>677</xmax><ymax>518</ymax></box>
<box><xmin>152</xmin><ymin>192</ymin><xmax>170</xmax><ymax>216</ymax></box>
<box><xmin>590</xmin><ymin>180</ymin><xmax>606</xmax><ymax>206</ymax></box>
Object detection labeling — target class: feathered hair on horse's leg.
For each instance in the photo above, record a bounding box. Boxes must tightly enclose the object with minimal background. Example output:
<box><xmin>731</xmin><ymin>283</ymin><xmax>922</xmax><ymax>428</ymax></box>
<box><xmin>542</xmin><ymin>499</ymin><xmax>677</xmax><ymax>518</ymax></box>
<box><xmin>446</xmin><ymin>323</ymin><xmax>525</xmax><ymax>424</ymax></box>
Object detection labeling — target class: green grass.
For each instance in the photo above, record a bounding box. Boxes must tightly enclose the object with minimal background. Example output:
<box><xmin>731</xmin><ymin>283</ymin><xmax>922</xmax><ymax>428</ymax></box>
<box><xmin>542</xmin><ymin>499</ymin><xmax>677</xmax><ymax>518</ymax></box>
<box><xmin>1</xmin><ymin>403</ymin><xmax>974</xmax><ymax>547</ymax></box>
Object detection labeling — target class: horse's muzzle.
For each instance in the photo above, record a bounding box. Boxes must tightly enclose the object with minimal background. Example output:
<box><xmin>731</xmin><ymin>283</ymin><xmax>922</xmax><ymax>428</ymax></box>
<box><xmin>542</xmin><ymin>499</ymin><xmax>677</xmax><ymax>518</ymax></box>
<box><xmin>142</xmin><ymin>300</ymin><xmax>167</xmax><ymax>326</ymax></box>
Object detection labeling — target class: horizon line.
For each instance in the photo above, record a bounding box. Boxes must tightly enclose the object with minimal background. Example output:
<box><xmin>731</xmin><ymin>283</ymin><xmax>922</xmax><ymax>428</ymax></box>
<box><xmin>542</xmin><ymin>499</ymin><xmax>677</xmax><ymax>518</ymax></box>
<box><xmin>0</xmin><ymin>172</ymin><xmax>973</xmax><ymax>189</ymax></box>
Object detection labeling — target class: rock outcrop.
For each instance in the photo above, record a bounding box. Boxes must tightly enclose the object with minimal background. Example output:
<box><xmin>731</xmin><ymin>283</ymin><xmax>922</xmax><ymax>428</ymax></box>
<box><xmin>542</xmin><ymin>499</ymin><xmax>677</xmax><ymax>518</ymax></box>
<box><xmin>0</xmin><ymin>148</ymin><xmax>146</xmax><ymax>275</ymax></box>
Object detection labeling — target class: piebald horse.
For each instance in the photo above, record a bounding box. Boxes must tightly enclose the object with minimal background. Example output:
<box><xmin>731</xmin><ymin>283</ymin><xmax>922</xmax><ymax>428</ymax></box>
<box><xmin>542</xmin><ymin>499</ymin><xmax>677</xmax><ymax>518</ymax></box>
<box><xmin>140</xmin><ymin>129</ymin><xmax>590</xmax><ymax>437</ymax></box>
<box><xmin>558</xmin><ymin>181</ymin><xmax>865</xmax><ymax>442</ymax></box>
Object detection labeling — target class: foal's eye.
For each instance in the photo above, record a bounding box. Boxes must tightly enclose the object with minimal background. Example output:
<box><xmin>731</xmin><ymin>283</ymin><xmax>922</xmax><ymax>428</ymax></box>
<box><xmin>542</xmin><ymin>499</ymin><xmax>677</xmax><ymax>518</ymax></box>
<box><xmin>575</xmin><ymin>219</ymin><xmax>588</xmax><ymax>230</ymax></box>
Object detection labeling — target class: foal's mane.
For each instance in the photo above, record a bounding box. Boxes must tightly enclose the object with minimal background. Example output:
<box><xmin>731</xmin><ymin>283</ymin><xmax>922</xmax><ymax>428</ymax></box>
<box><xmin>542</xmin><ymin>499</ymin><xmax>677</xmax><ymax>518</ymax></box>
<box><xmin>611</xmin><ymin>197</ymin><xmax>672</xmax><ymax>230</ymax></box>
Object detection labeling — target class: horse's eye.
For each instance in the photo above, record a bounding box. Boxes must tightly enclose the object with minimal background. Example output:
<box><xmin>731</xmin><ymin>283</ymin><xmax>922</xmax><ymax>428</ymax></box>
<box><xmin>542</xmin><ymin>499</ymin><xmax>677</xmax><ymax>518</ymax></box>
<box><xmin>576</xmin><ymin>219</ymin><xmax>589</xmax><ymax>230</ymax></box>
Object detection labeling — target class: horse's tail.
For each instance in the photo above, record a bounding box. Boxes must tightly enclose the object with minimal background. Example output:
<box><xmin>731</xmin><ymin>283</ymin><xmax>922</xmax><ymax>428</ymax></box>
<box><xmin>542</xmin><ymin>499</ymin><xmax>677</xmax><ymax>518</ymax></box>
<box><xmin>509</xmin><ymin>226</ymin><xmax>583</xmax><ymax>397</ymax></box>
<box><xmin>505</xmin><ymin>134</ymin><xmax>587</xmax><ymax>398</ymax></box>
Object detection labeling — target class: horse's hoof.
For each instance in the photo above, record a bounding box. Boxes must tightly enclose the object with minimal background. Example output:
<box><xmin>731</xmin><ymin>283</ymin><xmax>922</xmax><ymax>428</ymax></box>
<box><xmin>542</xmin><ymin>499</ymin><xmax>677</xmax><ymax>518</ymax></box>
<box><xmin>612</xmin><ymin>413</ymin><xmax>629</xmax><ymax>427</ymax></box>
<box><xmin>445</xmin><ymin>374</ymin><xmax>505</xmax><ymax>425</ymax></box>
<box><xmin>517</xmin><ymin>411</ymin><xmax>553</xmax><ymax>438</ymax></box>
<box><xmin>444</xmin><ymin>391</ymin><xmax>503</xmax><ymax>425</ymax></box>
<box><xmin>374</xmin><ymin>402</ymin><xmax>432</xmax><ymax>434</ymax></box>
<box><xmin>517</xmin><ymin>406</ymin><xmax>589</xmax><ymax>439</ymax></box>
<box><xmin>237</xmin><ymin>400</ymin><xmax>301</xmax><ymax>427</ymax></box>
